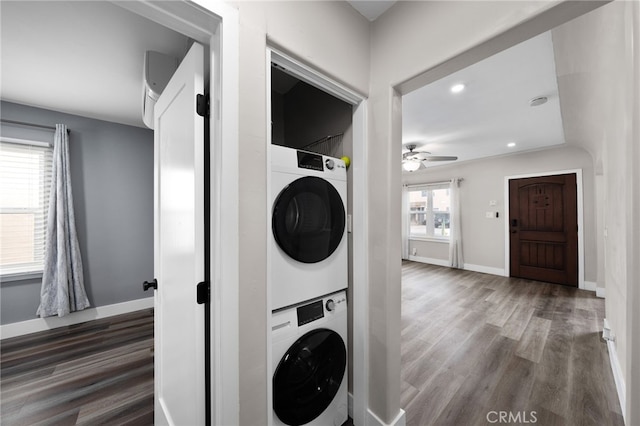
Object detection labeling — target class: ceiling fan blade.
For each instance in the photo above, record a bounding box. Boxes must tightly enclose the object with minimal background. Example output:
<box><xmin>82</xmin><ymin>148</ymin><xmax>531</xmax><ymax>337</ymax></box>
<box><xmin>424</xmin><ymin>155</ymin><xmax>458</xmax><ymax>161</ymax></box>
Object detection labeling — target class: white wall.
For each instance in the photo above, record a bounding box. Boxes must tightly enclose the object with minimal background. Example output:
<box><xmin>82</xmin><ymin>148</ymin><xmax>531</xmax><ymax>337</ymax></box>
<box><xmin>194</xmin><ymin>1</ymin><xmax>639</xmax><ymax>424</ymax></box>
<box><xmin>403</xmin><ymin>146</ymin><xmax>597</xmax><ymax>281</ymax></box>
<box><xmin>550</xmin><ymin>2</ymin><xmax>640</xmax><ymax>421</ymax></box>
<box><xmin>213</xmin><ymin>2</ymin><xmax>370</xmax><ymax>424</ymax></box>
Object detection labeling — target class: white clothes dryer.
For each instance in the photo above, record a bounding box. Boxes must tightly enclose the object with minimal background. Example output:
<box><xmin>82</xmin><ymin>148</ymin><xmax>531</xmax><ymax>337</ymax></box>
<box><xmin>271</xmin><ymin>145</ymin><xmax>348</xmax><ymax>310</ymax></box>
<box><xmin>272</xmin><ymin>290</ymin><xmax>348</xmax><ymax>426</ymax></box>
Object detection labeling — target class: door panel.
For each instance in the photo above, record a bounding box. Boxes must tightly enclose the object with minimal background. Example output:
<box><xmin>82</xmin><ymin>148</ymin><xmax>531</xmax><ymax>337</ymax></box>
<box><xmin>154</xmin><ymin>42</ymin><xmax>206</xmax><ymax>425</ymax></box>
<box><xmin>509</xmin><ymin>174</ymin><xmax>578</xmax><ymax>286</ymax></box>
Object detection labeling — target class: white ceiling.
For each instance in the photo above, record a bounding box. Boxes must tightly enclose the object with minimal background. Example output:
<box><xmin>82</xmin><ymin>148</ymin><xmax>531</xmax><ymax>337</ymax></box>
<box><xmin>2</xmin><ymin>0</ymin><xmax>565</xmax><ymax>166</ymax></box>
<box><xmin>0</xmin><ymin>1</ymin><xmax>189</xmax><ymax>128</ymax></box>
<box><xmin>346</xmin><ymin>1</ymin><xmax>397</xmax><ymax>21</ymax></box>
<box><xmin>402</xmin><ymin>31</ymin><xmax>565</xmax><ymax>169</ymax></box>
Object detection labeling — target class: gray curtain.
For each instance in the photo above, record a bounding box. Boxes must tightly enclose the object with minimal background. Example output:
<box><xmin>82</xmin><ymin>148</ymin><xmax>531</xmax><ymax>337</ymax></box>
<box><xmin>401</xmin><ymin>185</ymin><xmax>410</xmax><ymax>259</ymax></box>
<box><xmin>448</xmin><ymin>178</ymin><xmax>464</xmax><ymax>268</ymax></box>
<box><xmin>37</xmin><ymin>124</ymin><xmax>90</xmax><ymax>317</ymax></box>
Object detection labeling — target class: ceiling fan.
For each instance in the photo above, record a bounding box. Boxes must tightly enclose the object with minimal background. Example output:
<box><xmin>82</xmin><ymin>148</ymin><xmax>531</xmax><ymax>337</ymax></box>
<box><xmin>402</xmin><ymin>143</ymin><xmax>458</xmax><ymax>172</ymax></box>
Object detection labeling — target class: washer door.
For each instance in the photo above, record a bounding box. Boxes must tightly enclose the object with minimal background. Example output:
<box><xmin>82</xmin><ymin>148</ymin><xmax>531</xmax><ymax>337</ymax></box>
<box><xmin>272</xmin><ymin>176</ymin><xmax>345</xmax><ymax>264</ymax></box>
<box><xmin>273</xmin><ymin>329</ymin><xmax>347</xmax><ymax>426</ymax></box>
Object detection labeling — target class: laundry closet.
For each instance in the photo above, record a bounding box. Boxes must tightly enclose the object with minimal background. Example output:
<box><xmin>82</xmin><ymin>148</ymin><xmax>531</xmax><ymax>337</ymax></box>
<box><xmin>269</xmin><ymin>59</ymin><xmax>355</xmax><ymax>426</ymax></box>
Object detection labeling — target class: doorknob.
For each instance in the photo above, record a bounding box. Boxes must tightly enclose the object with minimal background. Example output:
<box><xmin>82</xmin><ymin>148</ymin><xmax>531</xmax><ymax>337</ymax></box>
<box><xmin>511</xmin><ymin>219</ymin><xmax>518</xmax><ymax>227</ymax></box>
<box><xmin>143</xmin><ymin>279</ymin><xmax>158</xmax><ymax>291</ymax></box>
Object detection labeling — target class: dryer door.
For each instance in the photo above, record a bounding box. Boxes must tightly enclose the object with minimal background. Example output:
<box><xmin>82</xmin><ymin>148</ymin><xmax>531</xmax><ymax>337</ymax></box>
<box><xmin>272</xmin><ymin>176</ymin><xmax>345</xmax><ymax>264</ymax></box>
<box><xmin>273</xmin><ymin>328</ymin><xmax>347</xmax><ymax>426</ymax></box>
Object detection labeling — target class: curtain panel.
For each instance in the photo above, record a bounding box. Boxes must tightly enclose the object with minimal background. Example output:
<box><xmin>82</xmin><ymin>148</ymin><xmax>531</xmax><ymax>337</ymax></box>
<box><xmin>37</xmin><ymin>124</ymin><xmax>90</xmax><ymax>318</ymax></box>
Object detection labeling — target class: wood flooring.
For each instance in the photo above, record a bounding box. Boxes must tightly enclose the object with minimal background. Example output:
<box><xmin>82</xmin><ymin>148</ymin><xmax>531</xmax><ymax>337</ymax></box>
<box><xmin>0</xmin><ymin>309</ymin><xmax>154</xmax><ymax>426</ymax></box>
<box><xmin>401</xmin><ymin>261</ymin><xmax>624</xmax><ymax>426</ymax></box>
<box><xmin>0</xmin><ymin>265</ymin><xmax>625</xmax><ymax>426</ymax></box>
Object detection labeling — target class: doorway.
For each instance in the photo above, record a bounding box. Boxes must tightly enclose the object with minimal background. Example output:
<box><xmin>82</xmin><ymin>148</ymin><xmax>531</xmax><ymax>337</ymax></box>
<box><xmin>508</xmin><ymin>173</ymin><xmax>578</xmax><ymax>286</ymax></box>
<box><xmin>504</xmin><ymin>169</ymin><xmax>585</xmax><ymax>289</ymax></box>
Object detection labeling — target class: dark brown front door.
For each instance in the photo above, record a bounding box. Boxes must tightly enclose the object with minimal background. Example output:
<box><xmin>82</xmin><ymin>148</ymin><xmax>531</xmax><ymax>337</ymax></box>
<box><xmin>509</xmin><ymin>173</ymin><xmax>578</xmax><ymax>286</ymax></box>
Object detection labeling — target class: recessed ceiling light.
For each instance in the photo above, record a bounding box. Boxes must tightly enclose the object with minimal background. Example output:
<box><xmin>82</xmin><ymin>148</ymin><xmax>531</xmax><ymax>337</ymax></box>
<box><xmin>529</xmin><ymin>96</ymin><xmax>548</xmax><ymax>107</ymax></box>
<box><xmin>507</xmin><ymin>142</ymin><xmax>516</xmax><ymax>148</ymax></box>
<box><xmin>450</xmin><ymin>83</ymin><xmax>465</xmax><ymax>94</ymax></box>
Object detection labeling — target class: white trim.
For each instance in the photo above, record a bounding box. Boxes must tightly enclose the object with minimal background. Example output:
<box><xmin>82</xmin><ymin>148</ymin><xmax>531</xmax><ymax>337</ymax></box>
<box><xmin>351</xmin><ymin>100</ymin><xmax>369</xmax><ymax>426</ymax></box>
<box><xmin>270</xmin><ymin>49</ymin><xmax>364</xmax><ymax>105</ymax></box>
<box><xmin>0</xmin><ymin>297</ymin><xmax>153</xmax><ymax>340</ymax></box>
<box><xmin>584</xmin><ymin>280</ymin><xmax>597</xmax><ymax>292</ymax></box>
<box><xmin>606</xmin><ymin>335</ymin><xmax>627</xmax><ymax>424</ymax></box>
<box><xmin>368</xmin><ymin>408</ymin><xmax>406</xmax><ymax>426</ymax></box>
<box><xmin>596</xmin><ymin>287</ymin><xmax>606</xmax><ymax>298</ymax></box>
<box><xmin>504</xmin><ymin>169</ymin><xmax>586</xmax><ymax>288</ymax></box>
<box><xmin>0</xmin><ymin>272</ymin><xmax>43</xmax><ymax>282</ymax></box>
<box><xmin>270</xmin><ymin>49</ymin><xmax>365</xmax><ymax>105</ymax></box>
<box><xmin>208</xmin><ymin>4</ymin><xmax>240</xmax><ymax>426</ymax></box>
<box><xmin>266</xmin><ymin>47</ymin><xmax>274</xmax><ymax>426</ymax></box>
<box><xmin>409</xmin><ymin>236</ymin><xmax>449</xmax><ymax>244</ymax></box>
<box><xmin>348</xmin><ymin>392</ymin><xmax>354</xmax><ymax>419</ymax></box>
<box><xmin>464</xmin><ymin>263</ymin><xmax>506</xmax><ymax>276</ymax></box>
<box><xmin>0</xmin><ymin>136</ymin><xmax>52</xmax><ymax>148</ymax></box>
<box><xmin>408</xmin><ymin>255</ymin><xmax>449</xmax><ymax>267</ymax></box>
<box><xmin>407</xmin><ymin>256</ymin><xmax>507</xmax><ymax>276</ymax></box>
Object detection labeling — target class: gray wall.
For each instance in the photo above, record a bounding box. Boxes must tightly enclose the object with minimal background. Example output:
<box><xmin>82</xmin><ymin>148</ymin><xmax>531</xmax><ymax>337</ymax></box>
<box><xmin>403</xmin><ymin>145</ymin><xmax>597</xmax><ymax>282</ymax></box>
<box><xmin>0</xmin><ymin>101</ymin><xmax>153</xmax><ymax>324</ymax></box>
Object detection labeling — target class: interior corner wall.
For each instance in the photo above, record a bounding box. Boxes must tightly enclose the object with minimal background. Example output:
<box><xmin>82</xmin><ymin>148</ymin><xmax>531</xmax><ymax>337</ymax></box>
<box><xmin>220</xmin><ymin>1</ymin><xmax>370</xmax><ymax>424</ymax></box>
<box><xmin>0</xmin><ymin>101</ymin><xmax>153</xmax><ymax>325</ymax></box>
<box><xmin>403</xmin><ymin>146</ymin><xmax>597</xmax><ymax>279</ymax></box>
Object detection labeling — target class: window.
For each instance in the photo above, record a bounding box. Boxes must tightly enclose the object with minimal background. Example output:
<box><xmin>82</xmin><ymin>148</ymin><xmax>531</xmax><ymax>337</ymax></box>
<box><xmin>408</xmin><ymin>184</ymin><xmax>450</xmax><ymax>239</ymax></box>
<box><xmin>0</xmin><ymin>138</ymin><xmax>53</xmax><ymax>277</ymax></box>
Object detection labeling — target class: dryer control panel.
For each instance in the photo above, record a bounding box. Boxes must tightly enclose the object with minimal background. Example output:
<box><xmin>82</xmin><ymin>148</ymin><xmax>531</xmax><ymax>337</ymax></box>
<box><xmin>296</xmin><ymin>151</ymin><xmax>324</xmax><ymax>171</ymax></box>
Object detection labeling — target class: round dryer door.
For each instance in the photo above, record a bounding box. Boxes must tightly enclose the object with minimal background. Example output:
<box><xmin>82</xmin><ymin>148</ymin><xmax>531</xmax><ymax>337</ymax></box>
<box><xmin>273</xmin><ymin>328</ymin><xmax>347</xmax><ymax>426</ymax></box>
<box><xmin>272</xmin><ymin>176</ymin><xmax>345</xmax><ymax>264</ymax></box>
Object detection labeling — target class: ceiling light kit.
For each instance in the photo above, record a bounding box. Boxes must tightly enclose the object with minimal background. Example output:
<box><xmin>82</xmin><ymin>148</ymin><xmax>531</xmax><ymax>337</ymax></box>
<box><xmin>507</xmin><ymin>142</ymin><xmax>516</xmax><ymax>148</ymax></box>
<box><xmin>402</xmin><ymin>143</ymin><xmax>458</xmax><ymax>172</ymax></box>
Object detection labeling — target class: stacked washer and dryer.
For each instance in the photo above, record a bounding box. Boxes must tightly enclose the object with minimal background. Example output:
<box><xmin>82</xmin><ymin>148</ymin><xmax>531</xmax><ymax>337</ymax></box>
<box><xmin>270</xmin><ymin>145</ymin><xmax>349</xmax><ymax>426</ymax></box>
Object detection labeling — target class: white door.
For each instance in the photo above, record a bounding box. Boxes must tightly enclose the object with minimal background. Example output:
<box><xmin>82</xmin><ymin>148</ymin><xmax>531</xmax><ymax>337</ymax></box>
<box><xmin>153</xmin><ymin>42</ymin><xmax>207</xmax><ymax>426</ymax></box>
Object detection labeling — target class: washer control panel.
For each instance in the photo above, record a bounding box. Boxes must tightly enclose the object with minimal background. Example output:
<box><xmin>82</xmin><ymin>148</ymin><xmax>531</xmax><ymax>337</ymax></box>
<box><xmin>295</xmin><ymin>291</ymin><xmax>347</xmax><ymax>326</ymax></box>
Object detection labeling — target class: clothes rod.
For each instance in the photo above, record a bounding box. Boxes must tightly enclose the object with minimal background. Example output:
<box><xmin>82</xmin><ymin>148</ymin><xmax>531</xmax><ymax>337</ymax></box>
<box><xmin>0</xmin><ymin>118</ymin><xmax>69</xmax><ymax>133</ymax></box>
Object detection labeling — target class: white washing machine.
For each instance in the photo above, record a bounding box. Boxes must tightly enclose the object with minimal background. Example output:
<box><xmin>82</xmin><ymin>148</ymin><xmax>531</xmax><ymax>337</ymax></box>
<box><xmin>271</xmin><ymin>145</ymin><xmax>348</xmax><ymax>310</ymax></box>
<box><xmin>272</xmin><ymin>290</ymin><xmax>348</xmax><ymax>426</ymax></box>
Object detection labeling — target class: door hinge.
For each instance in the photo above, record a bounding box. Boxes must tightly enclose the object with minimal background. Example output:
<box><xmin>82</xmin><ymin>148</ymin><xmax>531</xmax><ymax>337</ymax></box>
<box><xmin>197</xmin><ymin>281</ymin><xmax>209</xmax><ymax>304</ymax></box>
<box><xmin>196</xmin><ymin>94</ymin><xmax>209</xmax><ymax>118</ymax></box>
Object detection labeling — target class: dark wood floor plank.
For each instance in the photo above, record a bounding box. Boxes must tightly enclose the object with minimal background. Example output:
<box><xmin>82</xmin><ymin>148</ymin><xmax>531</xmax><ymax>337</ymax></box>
<box><xmin>401</xmin><ymin>261</ymin><xmax>624</xmax><ymax>426</ymax></box>
<box><xmin>514</xmin><ymin>315</ymin><xmax>552</xmax><ymax>363</ymax></box>
<box><xmin>1</xmin><ymin>309</ymin><xmax>153</xmax><ymax>426</ymax></box>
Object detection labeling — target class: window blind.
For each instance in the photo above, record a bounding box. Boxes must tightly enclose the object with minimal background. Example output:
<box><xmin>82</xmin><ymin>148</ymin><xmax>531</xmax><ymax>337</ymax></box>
<box><xmin>0</xmin><ymin>138</ymin><xmax>53</xmax><ymax>276</ymax></box>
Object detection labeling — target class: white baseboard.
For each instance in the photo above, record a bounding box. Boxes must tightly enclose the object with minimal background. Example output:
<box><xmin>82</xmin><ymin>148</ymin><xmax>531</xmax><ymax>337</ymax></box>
<box><xmin>408</xmin><ymin>255</ymin><xmax>449</xmax><ymax>267</ymax></box>
<box><xmin>604</xmin><ymin>322</ymin><xmax>626</xmax><ymax>424</ymax></box>
<box><xmin>596</xmin><ymin>287</ymin><xmax>606</xmax><ymax>298</ymax></box>
<box><xmin>407</xmin><ymin>257</ymin><xmax>506</xmax><ymax>277</ymax></box>
<box><xmin>348</xmin><ymin>392</ymin><xmax>406</xmax><ymax>426</ymax></box>
<box><xmin>369</xmin><ymin>408</ymin><xmax>406</xmax><ymax>426</ymax></box>
<box><xmin>584</xmin><ymin>280</ymin><xmax>597</xmax><ymax>291</ymax></box>
<box><xmin>463</xmin><ymin>263</ymin><xmax>506</xmax><ymax>277</ymax></box>
<box><xmin>348</xmin><ymin>392</ymin><xmax>354</xmax><ymax>419</ymax></box>
<box><xmin>0</xmin><ymin>297</ymin><xmax>154</xmax><ymax>340</ymax></box>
